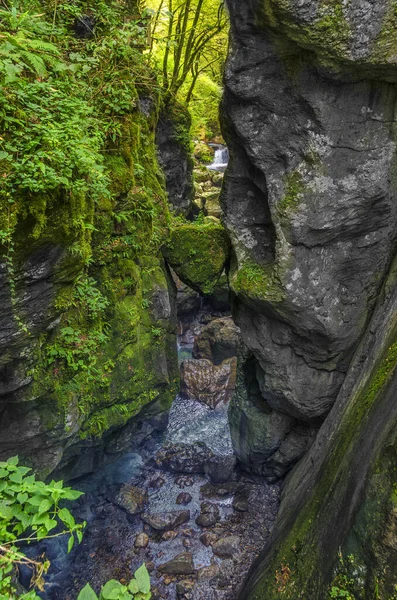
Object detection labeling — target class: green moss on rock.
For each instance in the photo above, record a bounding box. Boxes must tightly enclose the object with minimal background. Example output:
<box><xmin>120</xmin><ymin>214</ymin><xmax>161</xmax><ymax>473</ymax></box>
<box><xmin>229</xmin><ymin>258</ymin><xmax>285</xmax><ymax>304</ymax></box>
<box><xmin>162</xmin><ymin>222</ymin><xmax>230</xmax><ymax>295</ymax></box>
<box><xmin>244</xmin><ymin>329</ymin><xmax>397</xmax><ymax>599</ymax></box>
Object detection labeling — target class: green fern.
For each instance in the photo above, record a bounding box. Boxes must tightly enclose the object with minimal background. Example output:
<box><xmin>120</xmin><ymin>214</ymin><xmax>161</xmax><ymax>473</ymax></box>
<box><xmin>0</xmin><ymin>29</ymin><xmax>62</xmax><ymax>81</ymax></box>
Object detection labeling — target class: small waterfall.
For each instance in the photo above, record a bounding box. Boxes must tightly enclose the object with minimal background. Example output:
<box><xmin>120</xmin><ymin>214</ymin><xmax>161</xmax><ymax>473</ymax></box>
<box><xmin>208</xmin><ymin>144</ymin><xmax>229</xmax><ymax>171</ymax></box>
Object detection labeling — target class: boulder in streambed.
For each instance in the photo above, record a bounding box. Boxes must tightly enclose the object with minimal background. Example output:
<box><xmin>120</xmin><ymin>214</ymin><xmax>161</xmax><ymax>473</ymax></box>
<box><xmin>212</xmin><ymin>536</ymin><xmax>241</xmax><ymax>558</ymax></box>
<box><xmin>193</xmin><ymin>317</ymin><xmax>241</xmax><ymax>365</ymax></box>
<box><xmin>158</xmin><ymin>552</ymin><xmax>195</xmax><ymax>576</ymax></box>
<box><xmin>180</xmin><ymin>357</ymin><xmax>237</xmax><ymax>408</ymax></box>
<box><xmin>195</xmin><ymin>502</ymin><xmax>220</xmax><ymax>528</ymax></box>
<box><xmin>134</xmin><ymin>532</ymin><xmax>149</xmax><ymax>548</ymax></box>
<box><xmin>176</xmin><ymin>580</ymin><xmax>195</xmax><ymax>596</ymax></box>
<box><xmin>176</xmin><ymin>492</ymin><xmax>193</xmax><ymax>505</ymax></box>
<box><xmin>156</xmin><ymin>441</ymin><xmax>213</xmax><ymax>474</ymax></box>
<box><xmin>141</xmin><ymin>510</ymin><xmax>190</xmax><ymax>531</ymax></box>
<box><xmin>156</xmin><ymin>442</ymin><xmax>236</xmax><ymax>484</ymax></box>
<box><xmin>113</xmin><ymin>485</ymin><xmax>148</xmax><ymax>515</ymax></box>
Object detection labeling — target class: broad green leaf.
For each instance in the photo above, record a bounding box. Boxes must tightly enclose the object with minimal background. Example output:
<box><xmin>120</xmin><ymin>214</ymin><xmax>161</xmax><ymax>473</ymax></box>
<box><xmin>7</xmin><ymin>456</ymin><xmax>18</xmax><ymax>466</ymax></box>
<box><xmin>100</xmin><ymin>580</ymin><xmax>126</xmax><ymax>600</ymax></box>
<box><xmin>38</xmin><ymin>498</ymin><xmax>52</xmax><ymax>514</ymax></box>
<box><xmin>77</xmin><ymin>583</ymin><xmax>98</xmax><ymax>600</ymax></box>
<box><xmin>68</xmin><ymin>535</ymin><xmax>74</xmax><ymax>553</ymax></box>
<box><xmin>17</xmin><ymin>492</ymin><xmax>28</xmax><ymax>503</ymax></box>
<box><xmin>134</xmin><ymin>564</ymin><xmax>150</xmax><ymax>594</ymax></box>
<box><xmin>128</xmin><ymin>580</ymin><xmax>139</xmax><ymax>594</ymax></box>
<box><xmin>27</xmin><ymin>495</ymin><xmax>45</xmax><ymax>506</ymax></box>
<box><xmin>58</xmin><ymin>507</ymin><xmax>75</xmax><ymax>528</ymax></box>
<box><xmin>9</xmin><ymin>471</ymin><xmax>22</xmax><ymax>484</ymax></box>
<box><xmin>44</xmin><ymin>517</ymin><xmax>57</xmax><ymax>532</ymax></box>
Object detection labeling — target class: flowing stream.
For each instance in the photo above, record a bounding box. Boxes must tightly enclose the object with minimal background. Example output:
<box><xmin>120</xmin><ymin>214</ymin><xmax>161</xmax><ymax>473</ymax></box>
<box><xmin>31</xmin><ymin>296</ymin><xmax>280</xmax><ymax>600</ymax></box>
<box><xmin>208</xmin><ymin>145</ymin><xmax>229</xmax><ymax>172</ymax></box>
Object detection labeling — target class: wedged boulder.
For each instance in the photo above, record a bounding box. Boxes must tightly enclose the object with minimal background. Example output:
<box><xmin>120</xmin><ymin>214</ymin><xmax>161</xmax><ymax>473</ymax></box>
<box><xmin>141</xmin><ymin>510</ymin><xmax>190</xmax><ymax>531</ymax></box>
<box><xmin>193</xmin><ymin>317</ymin><xmax>241</xmax><ymax>364</ymax></box>
<box><xmin>162</xmin><ymin>222</ymin><xmax>230</xmax><ymax>295</ymax></box>
<box><xmin>180</xmin><ymin>357</ymin><xmax>237</xmax><ymax>408</ymax></box>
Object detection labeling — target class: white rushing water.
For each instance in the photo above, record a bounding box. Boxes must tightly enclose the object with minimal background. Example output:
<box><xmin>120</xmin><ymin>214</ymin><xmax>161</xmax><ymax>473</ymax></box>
<box><xmin>208</xmin><ymin>144</ymin><xmax>229</xmax><ymax>172</ymax></box>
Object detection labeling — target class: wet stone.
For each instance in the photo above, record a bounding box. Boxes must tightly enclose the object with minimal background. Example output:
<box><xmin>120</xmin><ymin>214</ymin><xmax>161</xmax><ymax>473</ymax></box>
<box><xmin>195</xmin><ymin>502</ymin><xmax>220</xmax><ymax>528</ymax></box>
<box><xmin>156</xmin><ymin>442</ymin><xmax>214</xmax><ymax>474</ymax></box>
<box><xmin>200</xmin><ymin>532</ymin><xmax>218</xmax><ymax>547</ymax></box>
<box><xmin>197</xmin><ymin>563</ymin><xmax>220</xmax><ymax>581</ymax></box>
<box><xmin>162</xmin><ymin>530</ymin><xmax>179</xmax><ymax>541</ymax></box>
<box><xmin>176</xmin><ymin>580</ymin><xmax>195</xmax><ymax>596</ymax></box>
<box><xmin>149</xmin><ymin>476</ymin><xmax>166</xmax><ymax>489</ymax></box>
<box><xmin>233</xmin><ymin>492</ymin><xmax>250</xmax><ymax>512</ymax></box>
<box><xmin>158</xmin><ymin>552</ymin><xmax>195</xmax><ymax>576</ymax></box>
<box><xmin>212</xmin><ymin>536</ymin><xmax>241</xmax><ymax>558</ymax></box>
<box><xmin>200</xmin><ymin>481</ymin><xmax>241</xmax><ymax>498</ymax></box>
<box><xmin>113</xmin><ymin>485</ymin><xmax>148</xmax><ymax>515</ymax></box>
<box><xmin>176</xmin><ymin>492</ymin><xmax>193</xmax><ymax>506</ymax></box>
<box><xmin>142</xmin><ymin>510</ymin><xmax>190</xmax><ymax>531</ymax></box>
<box><xmin>134</xmin><ymin>532</ymin><xmax>149</xmax><ymax>548</ymax></box>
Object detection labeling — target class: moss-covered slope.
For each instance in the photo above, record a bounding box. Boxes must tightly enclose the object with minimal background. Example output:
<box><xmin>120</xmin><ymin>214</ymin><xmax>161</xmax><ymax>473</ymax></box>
<box><xmin>0</xmin><ymin>0</ymin><xmax>179</xmax><ymax>478</ymax></box>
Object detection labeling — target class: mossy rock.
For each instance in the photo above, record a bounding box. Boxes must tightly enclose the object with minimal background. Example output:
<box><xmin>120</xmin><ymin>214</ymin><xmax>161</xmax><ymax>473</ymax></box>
<box><xmin>262</xmin><ymin>0</ymin><xmax>397</xmax><ymax>77</ymax></box>
<box><xmin>162</xmin><ymin>222</ymin><xmax>230</xmax><ymax>295</ymax></box>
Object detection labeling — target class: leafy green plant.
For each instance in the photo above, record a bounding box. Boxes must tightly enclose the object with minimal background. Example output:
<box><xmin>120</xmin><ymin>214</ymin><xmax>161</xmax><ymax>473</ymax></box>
<box><xmin>77</xmin><ymin>564</ymin><xmax>151</xmax><ymax>600</ymax></box>
<box><xmin>0</xmin><ymin>456</ymin><xmax>85</xmax><ymax>597</ymax></box>
<box><xmin>328</xmin><ymin>554</ymin><xmax>357</xmax><ymax>600</ymax></box>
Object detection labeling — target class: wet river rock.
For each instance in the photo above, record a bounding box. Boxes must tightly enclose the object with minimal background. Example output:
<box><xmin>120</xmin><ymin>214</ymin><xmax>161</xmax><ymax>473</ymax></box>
<box><xmin>141</xmin><ymin>510</ymin><xmax>190</xmax><ymax>531</ymax></box>
<box><xmin>212</xmin><ymin>536</ymin><xmax>241</xmax><ymax>558</ymax></box>
<box><xmin>193</xmin><ymin>317</ymin><xmax>241</xmax><ymax>364</ymax></box>
<box><xmin>112</xmin><ymin>484</ymin><xmax>148</xmax><ymax>515</ymax></box>
<box><xmin>176</xmin><ymin>492</ymin><xmax>193</xmax><ymax>505</ymax></box>
<box><xmin>134</xmin><ymin>532</ymin><xmax>149</xmax><ymax>548</ymax></box>
<box><xmin>195</xmin><ymin>502</ymin><xmax>221</xmax><ymax>528</ymax></box>
<box><xmin>180</xmin><ymin>357</ymin><xmax>237</xmax><ymax>408</ymax></box>
<box><xmin>156</xmin><ymin>442</ymin><xmax>235</xmax><ymax>484</ymax></box>
<box><xmin>158</xmin><ymin>552</ymin><xmax>195</xmax><ymax>576</ymax></box>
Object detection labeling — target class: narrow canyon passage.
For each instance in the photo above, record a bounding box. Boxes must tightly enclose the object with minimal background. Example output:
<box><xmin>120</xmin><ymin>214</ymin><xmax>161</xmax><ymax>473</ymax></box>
<box><xmin>3</xmin><ymin>1</ymin><xmax>397</xmax><ymax>599</ymax></box>
<box><xmin>31</xmin><ymin>283</ymin><xmax>280</xmax><ymax>600</ymax></box>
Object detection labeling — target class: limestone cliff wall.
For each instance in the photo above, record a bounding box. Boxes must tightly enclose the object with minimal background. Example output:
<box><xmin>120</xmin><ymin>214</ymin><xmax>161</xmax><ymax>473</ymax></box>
<box><xmin>222</xmin><ymin>0</ymin><xmax>397</xmax><ymax>595</ymax></box>
<box><xmin>223</xmin><ymin>0</ymin><xmax>397</xmax><ymax>478</ymax></box>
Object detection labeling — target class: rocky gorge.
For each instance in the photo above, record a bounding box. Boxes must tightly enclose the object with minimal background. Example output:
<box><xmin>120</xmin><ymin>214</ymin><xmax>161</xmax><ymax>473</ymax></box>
<box><xmin>2</xmin><ymin>0</ymin><xmax>397</xmax><ymax>598</ymax></box>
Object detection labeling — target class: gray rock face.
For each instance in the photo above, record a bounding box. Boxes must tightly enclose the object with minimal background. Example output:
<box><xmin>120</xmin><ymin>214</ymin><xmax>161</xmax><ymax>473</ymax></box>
<box><xmin>156</xmin><ymin>103</ymin><xmax>194</xmax><ymax>216</ymax></box>
<box><xmin>223</xmin><ymin>0</ymin><xmax>397</xmax><ymax>477</ymax></box>
<box><xmin>229</xmin><ymin>350</ymin><xmax>317</xmax><ymax>479</ymax></box>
